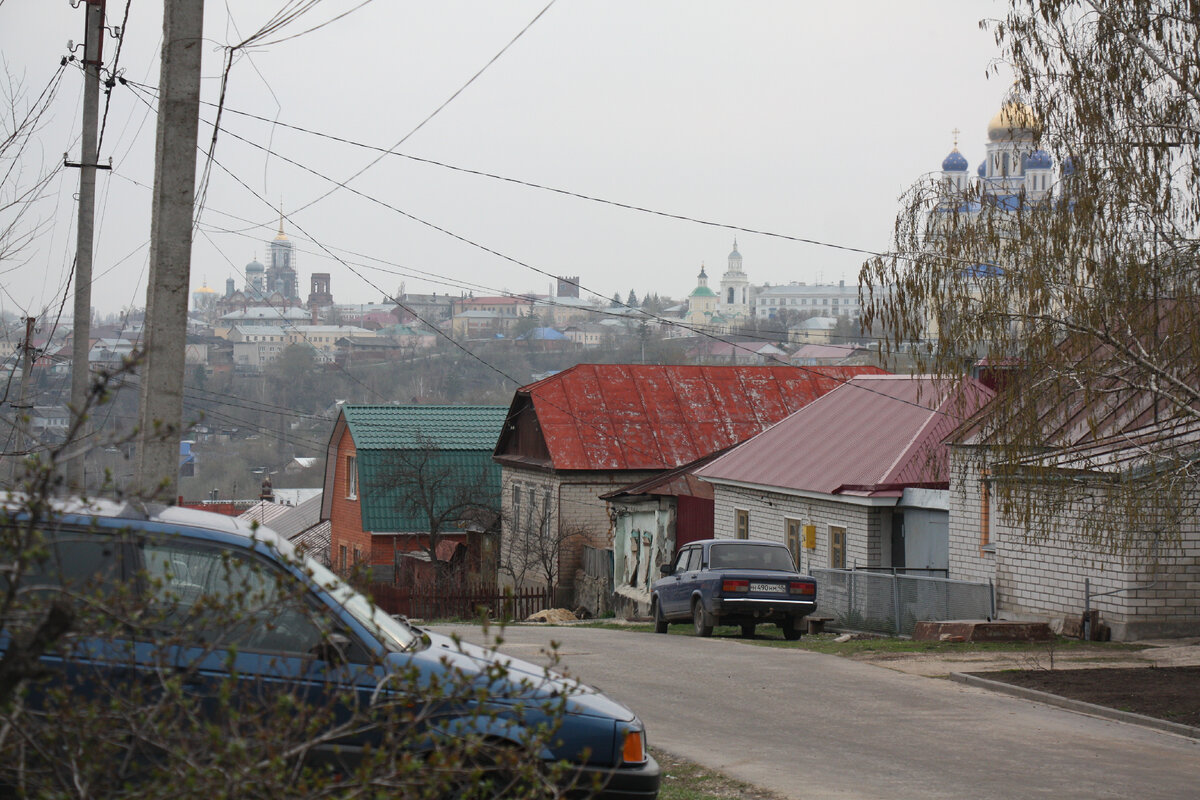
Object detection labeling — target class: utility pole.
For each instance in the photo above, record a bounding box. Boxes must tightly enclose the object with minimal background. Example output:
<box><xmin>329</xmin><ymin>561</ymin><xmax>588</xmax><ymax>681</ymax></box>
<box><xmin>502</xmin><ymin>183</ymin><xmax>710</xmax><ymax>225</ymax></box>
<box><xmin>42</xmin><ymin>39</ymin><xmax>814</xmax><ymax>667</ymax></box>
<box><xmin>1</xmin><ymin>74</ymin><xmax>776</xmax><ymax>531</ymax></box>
<box><xmin>7</xmin><ymin>317</ymin><xmax>37</xmax><ymax>483</ymax></box>
<box><xmin>65</xmin><ymin>0</ymin><xmax>107</xmax><ymax>489</ymax></box>
<box><xmin>134</xmin><ymin>0</ymin><xmax>204</xmax><ymax>500</ymax></box>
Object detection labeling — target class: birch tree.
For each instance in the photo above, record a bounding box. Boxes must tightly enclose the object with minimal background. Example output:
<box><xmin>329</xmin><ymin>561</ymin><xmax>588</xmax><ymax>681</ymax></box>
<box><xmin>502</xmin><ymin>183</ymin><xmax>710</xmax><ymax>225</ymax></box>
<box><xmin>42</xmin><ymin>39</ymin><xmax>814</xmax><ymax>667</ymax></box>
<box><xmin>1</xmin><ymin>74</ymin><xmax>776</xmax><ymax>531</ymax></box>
<box><xmin>859</xmin><ymin>0</ymin><xmax>1200</xmax><ymax>552</ymax></box>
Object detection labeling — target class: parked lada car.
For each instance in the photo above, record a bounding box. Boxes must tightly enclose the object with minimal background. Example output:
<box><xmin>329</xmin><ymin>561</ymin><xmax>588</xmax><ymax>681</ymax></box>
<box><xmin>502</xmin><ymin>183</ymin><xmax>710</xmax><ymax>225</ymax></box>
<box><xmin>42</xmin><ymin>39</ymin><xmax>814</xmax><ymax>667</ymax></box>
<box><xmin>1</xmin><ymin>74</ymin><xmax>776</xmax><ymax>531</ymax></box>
<box><xmin>0</xmin><ymin>499</ymin><xmax>660</xmax><ymax>798</ymax></box>
<box><xmin>651</xmin><ymin>539</ymin><xmax>816</xmax><ymax>639</ymax></box>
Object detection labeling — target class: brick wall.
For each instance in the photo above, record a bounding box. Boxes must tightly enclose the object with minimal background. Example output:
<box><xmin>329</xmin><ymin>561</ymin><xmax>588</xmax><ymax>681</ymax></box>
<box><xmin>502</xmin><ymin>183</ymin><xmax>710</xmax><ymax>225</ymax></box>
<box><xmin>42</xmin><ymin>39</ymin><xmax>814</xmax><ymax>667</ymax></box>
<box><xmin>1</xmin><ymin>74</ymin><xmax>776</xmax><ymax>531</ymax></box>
<box><xmin>947</xmin><ymin>448</ymin><xmax>997</xmax><ymax>584</ymax></box>
<box><xmin>328</xmin><ymin>426</ymin><xmax>370</xmax><ymax>574</ymax></box>
<box><xmin>499</xmin><ymin>466</ymin><xmax>657</xmax><ymax>592</ymax></box>
<box><xmin>711</xmin><ymin>484</ymin><xmax>889</xmax><ymax>573</ymax></box>
<box><xmin>948</xmin><ymin>446</ymin><xmax>1200</xmax><ymax>640</ymax></box>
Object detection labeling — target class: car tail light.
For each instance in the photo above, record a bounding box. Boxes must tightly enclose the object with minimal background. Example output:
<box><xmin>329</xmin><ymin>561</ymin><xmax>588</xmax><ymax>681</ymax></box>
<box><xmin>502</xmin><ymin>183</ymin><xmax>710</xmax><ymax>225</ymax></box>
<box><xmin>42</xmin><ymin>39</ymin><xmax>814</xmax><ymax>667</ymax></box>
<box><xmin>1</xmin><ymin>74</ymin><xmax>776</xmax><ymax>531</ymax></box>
<box><xmin>722</xmin><ymin>579</ymin><xmax>749</xmax><ymax>593</ymax></box>
<box><xmin>789</xmin><ymin>580</ymin><xmax>816</xmax><ymax>597</ymax></box>
<box><xmin>622</xmin><ymin>729</ymin><xmax>647</xmax><ymax>764</ymax></box>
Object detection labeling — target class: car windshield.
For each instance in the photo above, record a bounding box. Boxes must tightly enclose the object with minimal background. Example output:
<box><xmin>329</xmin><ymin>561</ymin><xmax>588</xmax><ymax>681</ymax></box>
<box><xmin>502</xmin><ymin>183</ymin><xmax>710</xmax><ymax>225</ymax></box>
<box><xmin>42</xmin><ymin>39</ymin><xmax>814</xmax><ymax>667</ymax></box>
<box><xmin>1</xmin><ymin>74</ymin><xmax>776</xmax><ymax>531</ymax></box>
<box><xmin>305</xmin><ymin>559</ymin><xmax>420</xmax><ymax>652</ymax></box>
<box><xmin>709</xmin><ymin>543</ymin><xmax>795</xmax><ymax>571</ymax></box>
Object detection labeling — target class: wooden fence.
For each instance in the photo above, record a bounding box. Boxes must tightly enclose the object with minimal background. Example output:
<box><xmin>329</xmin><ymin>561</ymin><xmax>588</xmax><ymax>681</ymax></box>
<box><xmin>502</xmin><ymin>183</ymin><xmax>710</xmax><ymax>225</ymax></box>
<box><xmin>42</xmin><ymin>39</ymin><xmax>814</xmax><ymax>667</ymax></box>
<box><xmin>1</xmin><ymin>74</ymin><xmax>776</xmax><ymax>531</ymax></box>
<box><xmin>368</xmin><ymin>582</ymin><xmax>555</xmax><ymax>622</ymax></box>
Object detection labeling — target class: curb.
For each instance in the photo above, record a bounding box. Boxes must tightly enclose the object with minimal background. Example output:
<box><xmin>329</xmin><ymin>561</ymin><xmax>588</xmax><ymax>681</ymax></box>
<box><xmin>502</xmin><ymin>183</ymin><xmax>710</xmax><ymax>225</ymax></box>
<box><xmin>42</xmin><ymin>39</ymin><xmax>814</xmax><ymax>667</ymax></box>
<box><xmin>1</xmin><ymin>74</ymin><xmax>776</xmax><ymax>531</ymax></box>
<box><xmin>950</xmin><ymin>672</ymin><xmax>1200</xmax><ymax>741</ymax></box>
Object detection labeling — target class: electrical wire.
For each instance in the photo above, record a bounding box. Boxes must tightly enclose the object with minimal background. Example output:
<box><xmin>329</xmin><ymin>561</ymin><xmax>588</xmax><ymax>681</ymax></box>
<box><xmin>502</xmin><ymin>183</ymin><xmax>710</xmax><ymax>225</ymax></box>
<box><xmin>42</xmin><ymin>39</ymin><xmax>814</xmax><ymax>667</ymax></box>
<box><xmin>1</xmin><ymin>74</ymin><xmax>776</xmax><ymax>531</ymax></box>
<box><xmin>95</xmin><ymin>0</ymin><xmax>134</xmax><ymax>156</ymax></box>
<box><xmin>283</xmin><ymin>0</ymin><xmax>558</xmax><ymax>221</ymax></box>
<box><xmin>115</xmin><ymin>78</ymin><xmax>977</xmax><ymax>429</ymax></box>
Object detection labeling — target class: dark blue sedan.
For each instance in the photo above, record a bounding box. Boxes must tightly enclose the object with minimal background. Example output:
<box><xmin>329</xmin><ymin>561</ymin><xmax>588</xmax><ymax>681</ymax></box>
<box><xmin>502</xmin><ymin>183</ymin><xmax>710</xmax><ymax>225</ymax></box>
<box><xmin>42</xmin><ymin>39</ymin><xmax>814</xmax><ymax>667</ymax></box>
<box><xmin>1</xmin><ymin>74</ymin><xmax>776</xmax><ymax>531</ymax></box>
<box><xmin>2</xmin><ymin>499</ymin><xmax>659</xmax><ymax>798</ymax></box>
<box><xmin>651</xmin><ymin>539</ymin><xmax>816</xmax><ymax>639</ymax></box>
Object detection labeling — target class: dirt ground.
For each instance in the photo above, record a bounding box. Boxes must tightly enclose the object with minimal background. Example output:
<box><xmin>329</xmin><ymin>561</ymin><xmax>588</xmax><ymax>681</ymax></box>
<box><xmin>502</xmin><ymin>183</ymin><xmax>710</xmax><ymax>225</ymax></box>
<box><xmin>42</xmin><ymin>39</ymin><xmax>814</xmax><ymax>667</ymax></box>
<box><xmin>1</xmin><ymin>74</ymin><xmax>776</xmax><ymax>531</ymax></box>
<box><xmin>856</xmin><ymin>637</ymin><xmax>1200</xmax><ymax>729</ymax></box>
<box><xmin>975</xmin><ymin>666</ymin><xmax>1200</xmax><ymax>727</ymax></box>
<box><xmin>853</xmin><ymin>637</ymin><xmax>1200</xmax><ymax>676</ymax></box>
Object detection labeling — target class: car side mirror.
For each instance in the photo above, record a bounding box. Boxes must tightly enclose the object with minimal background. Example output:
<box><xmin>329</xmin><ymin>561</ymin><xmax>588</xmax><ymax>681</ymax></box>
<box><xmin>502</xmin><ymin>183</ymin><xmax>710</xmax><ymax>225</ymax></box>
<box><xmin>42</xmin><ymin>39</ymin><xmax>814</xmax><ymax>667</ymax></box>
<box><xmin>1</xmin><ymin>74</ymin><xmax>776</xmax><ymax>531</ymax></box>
<box><xmin>660</xmin><ymin>564</ymin><xmax>674</xmax><ymax>576</ymax></box>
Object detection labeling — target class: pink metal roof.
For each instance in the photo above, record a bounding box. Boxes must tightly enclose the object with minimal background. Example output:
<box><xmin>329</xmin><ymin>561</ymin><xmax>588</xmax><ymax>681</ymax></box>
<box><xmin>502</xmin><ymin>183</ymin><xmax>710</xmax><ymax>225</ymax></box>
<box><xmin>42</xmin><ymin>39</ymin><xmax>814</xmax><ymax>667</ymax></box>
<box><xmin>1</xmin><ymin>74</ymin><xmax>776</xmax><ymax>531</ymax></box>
<box><xmin>695</xmin><ymin>375</ymin><xmax>995</xmax><ymax>496</ymax></box>
<box><xmin>522</xmin><ymin>363</ymin><xmax>887</xmax><ymax>470</ymax></box>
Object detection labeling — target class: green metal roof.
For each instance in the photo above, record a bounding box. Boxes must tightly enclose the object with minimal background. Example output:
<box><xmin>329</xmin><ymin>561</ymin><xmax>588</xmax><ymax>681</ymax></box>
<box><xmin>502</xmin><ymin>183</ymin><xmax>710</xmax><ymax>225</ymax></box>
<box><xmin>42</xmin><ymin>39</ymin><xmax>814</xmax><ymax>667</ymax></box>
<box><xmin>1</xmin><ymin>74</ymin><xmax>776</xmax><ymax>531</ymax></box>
<box><xmin>342</xmin><ymin>405</ymin><xmax>509</xmax><ymax>450</ymax></box>
<box><xmin>689</xmin><ymin>286</ymin><xmax>717</xmax><ymax>297</ymax></box>
<box><xmin>340</xmin><ymin>405</ymin><xmax>509</xmax><ymax>533</ymax></box>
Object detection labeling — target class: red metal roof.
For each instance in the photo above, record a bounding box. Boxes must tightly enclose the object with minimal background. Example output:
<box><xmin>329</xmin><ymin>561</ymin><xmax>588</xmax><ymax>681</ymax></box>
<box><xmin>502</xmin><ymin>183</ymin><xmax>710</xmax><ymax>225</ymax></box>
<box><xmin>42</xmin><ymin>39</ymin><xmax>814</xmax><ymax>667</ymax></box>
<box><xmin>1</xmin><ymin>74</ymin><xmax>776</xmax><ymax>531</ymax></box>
<box><xmin>695</xmin><ymin>375</ymin><xmax>995</xmax><ymax>496</ymax></box>
<box><xmin>519</xmin><ymin>363</ymin><xmax>887</xmax><ymax>471</ymax></box>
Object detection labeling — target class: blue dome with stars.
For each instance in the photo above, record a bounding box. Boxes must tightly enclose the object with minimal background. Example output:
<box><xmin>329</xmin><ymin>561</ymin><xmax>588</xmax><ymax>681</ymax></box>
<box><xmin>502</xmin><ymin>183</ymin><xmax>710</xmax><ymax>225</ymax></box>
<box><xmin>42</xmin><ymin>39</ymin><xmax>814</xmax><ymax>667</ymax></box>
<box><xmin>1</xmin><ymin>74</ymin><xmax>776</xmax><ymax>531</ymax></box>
<box><xmin>977</xmin><ymin>160</ymin><xmax>987</xmax><ymax>178</ymax></box>
<box><xmin>942</xmin><ymin>148</ymin><xmax>968</xmax><ymax>172</ymax></box>
<box><xmin>1027</xmin><ymin>149</ymin><xmax>1053</xmax><ymax>170</ymax></box>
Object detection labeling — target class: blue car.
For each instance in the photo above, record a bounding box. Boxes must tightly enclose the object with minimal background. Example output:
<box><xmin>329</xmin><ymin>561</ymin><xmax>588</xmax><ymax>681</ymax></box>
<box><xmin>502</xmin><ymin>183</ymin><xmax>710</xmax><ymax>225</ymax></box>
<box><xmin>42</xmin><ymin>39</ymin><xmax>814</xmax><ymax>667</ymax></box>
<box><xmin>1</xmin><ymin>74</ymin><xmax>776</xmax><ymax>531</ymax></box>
<box><xmin>651</xmin><ymin>539</ymin><xmax>816</xmax><ymax>639</ymax></box>
<box><xmin>1</xmin><ymin>500</ymin><xmax>659</xmax><ymax>798</ymax></box>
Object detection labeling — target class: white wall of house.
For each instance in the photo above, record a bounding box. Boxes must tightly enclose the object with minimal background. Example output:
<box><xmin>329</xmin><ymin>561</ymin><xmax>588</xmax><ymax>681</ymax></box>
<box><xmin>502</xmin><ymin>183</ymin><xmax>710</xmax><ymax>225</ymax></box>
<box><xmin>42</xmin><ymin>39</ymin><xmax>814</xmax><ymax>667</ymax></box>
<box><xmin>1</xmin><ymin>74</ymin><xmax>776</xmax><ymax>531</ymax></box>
<box><xmin>610</xmin><ymin>498</ymin><xmax>675</xmax><ymax>616</ymax></box>
<box><xmin>948</xmin><ymin>447</ymin><xmax>1200</xmax><ymax>640</ymax></box>
<box><xmin>709</xmin><ymin>483</ymin><xmax>892</xmax><ymax>574</ymax></box>
<box><xmin>498</xmin><ymin>466</ymin><xmax>657</xmax><ymax>596</ymax></box>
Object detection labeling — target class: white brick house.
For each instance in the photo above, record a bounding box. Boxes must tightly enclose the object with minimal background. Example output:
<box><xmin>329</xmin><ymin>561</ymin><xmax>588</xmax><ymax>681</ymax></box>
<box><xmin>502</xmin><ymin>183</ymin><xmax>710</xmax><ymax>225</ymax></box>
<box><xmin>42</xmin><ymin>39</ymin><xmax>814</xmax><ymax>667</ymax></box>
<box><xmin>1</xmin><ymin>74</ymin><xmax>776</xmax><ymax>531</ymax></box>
<box><xmin>696</xmin><ymin>375</ymin><xmax>994</xmax><ymax>574</ymax></box>
<box><xmin>948</xmin><ymin>431</ymin><xmax>1200</xmax><ymax>640</ymax></box>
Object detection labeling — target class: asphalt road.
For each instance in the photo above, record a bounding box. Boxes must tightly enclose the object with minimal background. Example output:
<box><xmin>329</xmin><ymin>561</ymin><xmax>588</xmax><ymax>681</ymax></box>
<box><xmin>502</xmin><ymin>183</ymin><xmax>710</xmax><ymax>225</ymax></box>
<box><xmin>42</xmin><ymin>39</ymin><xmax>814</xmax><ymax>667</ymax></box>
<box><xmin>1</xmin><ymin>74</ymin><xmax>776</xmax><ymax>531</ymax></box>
<box><xmin>431</xmin><ymin>623</ymin><xmax>1200</xmax><ymax>800</ymax></box>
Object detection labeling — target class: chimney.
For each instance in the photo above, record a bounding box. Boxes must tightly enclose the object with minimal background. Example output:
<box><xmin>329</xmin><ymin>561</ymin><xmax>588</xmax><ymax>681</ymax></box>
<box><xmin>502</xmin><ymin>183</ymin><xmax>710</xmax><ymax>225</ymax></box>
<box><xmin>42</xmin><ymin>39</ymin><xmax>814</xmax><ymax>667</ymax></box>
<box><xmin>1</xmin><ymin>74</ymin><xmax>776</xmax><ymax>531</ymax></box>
<box><xmin>311</xmin><ymin>305</ymin><xmax>319</xmax><ymax>325</ymax></box>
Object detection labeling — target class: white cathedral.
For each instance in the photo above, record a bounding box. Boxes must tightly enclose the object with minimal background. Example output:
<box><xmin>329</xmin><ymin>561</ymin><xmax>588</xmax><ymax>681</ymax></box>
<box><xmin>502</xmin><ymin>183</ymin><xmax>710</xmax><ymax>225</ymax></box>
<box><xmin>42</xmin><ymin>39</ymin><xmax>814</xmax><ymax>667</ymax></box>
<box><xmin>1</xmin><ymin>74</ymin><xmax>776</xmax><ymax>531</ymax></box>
<box><xmin>939</xmin><ymin>100</ymin><xmax>1070</xmax><ymax>209</ymax></box>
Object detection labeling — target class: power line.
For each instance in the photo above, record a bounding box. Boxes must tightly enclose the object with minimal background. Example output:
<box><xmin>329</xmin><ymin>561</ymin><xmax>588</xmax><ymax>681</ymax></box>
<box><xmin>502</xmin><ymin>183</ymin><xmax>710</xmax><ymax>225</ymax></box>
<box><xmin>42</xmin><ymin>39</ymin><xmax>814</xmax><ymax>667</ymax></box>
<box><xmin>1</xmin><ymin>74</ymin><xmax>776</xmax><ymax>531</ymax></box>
<box><xmin>116</xmin><ymin>83</ymin><xmax>976</xmax><ymax>432</ymax></box>
<box><xmin>124</xmin><ymin>76</ymin><xmax>891</xmax><ymax>261</ymax></box>
<box><xmin>121</xmin><ymin>84</ymin><xmax>390</xmax><ymax>407</ymax></box>
<box><xmin>283</xmin><ymin>0</ymin><xmax>558</xmax><ymax>221</ymax></box>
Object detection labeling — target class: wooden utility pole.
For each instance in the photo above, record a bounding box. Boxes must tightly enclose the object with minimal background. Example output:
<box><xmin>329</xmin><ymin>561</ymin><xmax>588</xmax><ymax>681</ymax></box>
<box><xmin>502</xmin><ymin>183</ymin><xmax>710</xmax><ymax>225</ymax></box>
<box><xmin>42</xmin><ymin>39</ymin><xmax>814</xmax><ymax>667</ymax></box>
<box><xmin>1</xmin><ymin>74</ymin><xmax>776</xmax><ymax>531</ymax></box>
<box><xmin>134</xmin><ymin>0</ymin><xmax>204</xmax><ymax>500</ymax></box>
<box><xmin>65</xmin><ymin>0</ymin><xmax>107</xmax><ymax>488</ymax></box>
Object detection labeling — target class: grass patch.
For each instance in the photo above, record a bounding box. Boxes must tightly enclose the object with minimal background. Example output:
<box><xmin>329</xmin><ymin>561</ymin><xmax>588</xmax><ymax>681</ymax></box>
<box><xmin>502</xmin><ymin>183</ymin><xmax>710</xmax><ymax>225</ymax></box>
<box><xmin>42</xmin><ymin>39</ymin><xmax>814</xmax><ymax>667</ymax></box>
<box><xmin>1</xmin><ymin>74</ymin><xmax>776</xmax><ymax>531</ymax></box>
<box><xmin>577</xmin><ymin>621</ymin><xmax>1147</xmax><ymax>657</ymax></box>
<box><xmin>654</xmin><ymin>748</ymin><xmax>784</xmax><ymax>800</ymax></box>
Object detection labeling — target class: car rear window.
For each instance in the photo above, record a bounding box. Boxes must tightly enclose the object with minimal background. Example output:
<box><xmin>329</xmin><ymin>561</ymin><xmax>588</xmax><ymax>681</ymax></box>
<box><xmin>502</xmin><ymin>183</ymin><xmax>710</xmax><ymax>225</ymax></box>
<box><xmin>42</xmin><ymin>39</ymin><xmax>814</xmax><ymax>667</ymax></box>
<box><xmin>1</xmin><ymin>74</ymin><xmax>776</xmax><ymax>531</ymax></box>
<box><xmin>709</xmin><ymin>543</ymin><xmax>794</xmax><ymax>571</ymax></box>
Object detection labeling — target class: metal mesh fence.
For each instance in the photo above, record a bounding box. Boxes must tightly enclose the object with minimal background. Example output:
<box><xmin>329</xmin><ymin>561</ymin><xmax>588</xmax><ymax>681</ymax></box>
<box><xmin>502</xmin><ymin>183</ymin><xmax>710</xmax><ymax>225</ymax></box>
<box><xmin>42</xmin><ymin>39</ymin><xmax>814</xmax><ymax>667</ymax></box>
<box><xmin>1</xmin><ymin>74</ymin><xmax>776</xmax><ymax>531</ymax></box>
<box><xmin>810</xmin><ymin>568</ymin><xmax>995</xmax><ymax>636</ymax></box>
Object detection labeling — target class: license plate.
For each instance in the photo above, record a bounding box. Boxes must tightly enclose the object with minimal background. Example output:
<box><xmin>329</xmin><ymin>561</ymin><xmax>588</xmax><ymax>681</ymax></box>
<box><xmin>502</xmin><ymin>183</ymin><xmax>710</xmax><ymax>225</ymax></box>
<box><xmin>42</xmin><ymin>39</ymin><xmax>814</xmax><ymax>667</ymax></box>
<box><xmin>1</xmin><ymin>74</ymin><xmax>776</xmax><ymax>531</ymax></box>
<box><xmin>750</xmin><ymin>582</ymin><xmax>785</xmax><ymax>593</ymax></box>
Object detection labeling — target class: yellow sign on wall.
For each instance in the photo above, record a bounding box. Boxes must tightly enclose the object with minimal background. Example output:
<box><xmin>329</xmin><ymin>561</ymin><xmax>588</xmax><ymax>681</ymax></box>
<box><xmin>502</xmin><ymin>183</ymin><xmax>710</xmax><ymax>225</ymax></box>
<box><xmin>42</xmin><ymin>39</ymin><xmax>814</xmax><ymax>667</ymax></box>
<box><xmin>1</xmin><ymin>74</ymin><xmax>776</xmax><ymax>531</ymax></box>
<box><xmin>803</xmin><ymin>524</ymin><xmax>816</xmax><ymax>549</ymax></box>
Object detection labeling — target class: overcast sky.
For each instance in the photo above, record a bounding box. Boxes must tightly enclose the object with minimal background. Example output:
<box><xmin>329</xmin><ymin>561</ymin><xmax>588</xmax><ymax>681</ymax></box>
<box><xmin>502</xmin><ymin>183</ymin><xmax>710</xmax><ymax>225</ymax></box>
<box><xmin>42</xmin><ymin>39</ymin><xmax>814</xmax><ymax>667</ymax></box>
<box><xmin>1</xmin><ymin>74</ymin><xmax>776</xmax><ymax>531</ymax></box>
<box><xmin>2</xmin><ymin>0</ymin><xmax>1011</xmax><ymax>322</ymax></box>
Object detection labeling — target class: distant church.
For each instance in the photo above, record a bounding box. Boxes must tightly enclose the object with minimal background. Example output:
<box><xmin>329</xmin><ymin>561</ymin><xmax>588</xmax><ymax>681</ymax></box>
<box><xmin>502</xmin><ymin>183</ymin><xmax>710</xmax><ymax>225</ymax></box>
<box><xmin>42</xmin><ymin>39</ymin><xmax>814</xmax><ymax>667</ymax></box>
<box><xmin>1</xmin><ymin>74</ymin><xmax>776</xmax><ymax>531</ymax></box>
<box><xmin>204</xmin><ymin>215</ymin><xmax>335</xmax><ymax>321</ymax></box>
<box><xmin>938</xmin><ymin>100</ymin><xmax>1069</xmax><ymax>213</ymax></box>
<box><xmin>685</xmin><ymin>239</ymin><xmax>751</xmax><ymax>329</ymax></box>
<box><xmin>241</xmin><ymin>217</ymin><xmax>299</xmax><ymax>302</ymax></box>
<box><xmin>718</xmin><ymin>239</ymin><xmax>751</xmax><ymax>320</ymax></box>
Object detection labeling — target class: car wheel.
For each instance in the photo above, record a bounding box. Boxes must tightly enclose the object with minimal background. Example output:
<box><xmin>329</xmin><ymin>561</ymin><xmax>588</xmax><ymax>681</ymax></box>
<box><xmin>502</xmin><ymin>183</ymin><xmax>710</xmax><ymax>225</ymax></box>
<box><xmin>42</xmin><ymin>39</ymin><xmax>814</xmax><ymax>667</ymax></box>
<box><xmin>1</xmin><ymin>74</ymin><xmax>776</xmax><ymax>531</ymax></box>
<box><xmin>740</xmin><ymin>623</ymin><xmax>755</xmax><ymax>638</ymax></box>
<box><xmin>692</xmin><ymin>601</ymin><xmax>713</xmax><ymax>637</ymax></box>
<box><xmin>652</xmin><ymin>598</ymin><xmax>668</xmax><ymax>634</ymax></box>
<box><xmin>780</xmin><ymin>618</ymin><xmax>802</xmax><ymax>641</ymax></box>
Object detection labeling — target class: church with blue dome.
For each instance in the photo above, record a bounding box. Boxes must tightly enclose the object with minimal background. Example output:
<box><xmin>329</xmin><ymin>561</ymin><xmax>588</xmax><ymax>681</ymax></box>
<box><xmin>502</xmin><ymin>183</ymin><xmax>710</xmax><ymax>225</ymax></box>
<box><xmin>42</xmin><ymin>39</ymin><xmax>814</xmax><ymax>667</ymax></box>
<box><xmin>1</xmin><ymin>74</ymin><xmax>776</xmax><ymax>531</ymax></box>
<box><xmin>939</xmin><ymin>100</ymin><xmax>1065</xmax><ymax>211</ymax></box>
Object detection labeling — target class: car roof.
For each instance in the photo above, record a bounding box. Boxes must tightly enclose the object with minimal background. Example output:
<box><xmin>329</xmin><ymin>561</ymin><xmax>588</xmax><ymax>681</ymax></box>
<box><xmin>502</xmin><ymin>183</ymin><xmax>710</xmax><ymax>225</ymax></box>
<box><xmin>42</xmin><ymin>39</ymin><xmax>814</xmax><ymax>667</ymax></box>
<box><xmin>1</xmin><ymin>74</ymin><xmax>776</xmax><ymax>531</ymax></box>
<box><xmin>4</xmin><ymin>495</ymin><xmax>291</xmax><ymax>555</ymax></box>
<box><xmin>687</xmin><ymin>538</ymin><xmax>787</xmax><ymax>547</ymax></box>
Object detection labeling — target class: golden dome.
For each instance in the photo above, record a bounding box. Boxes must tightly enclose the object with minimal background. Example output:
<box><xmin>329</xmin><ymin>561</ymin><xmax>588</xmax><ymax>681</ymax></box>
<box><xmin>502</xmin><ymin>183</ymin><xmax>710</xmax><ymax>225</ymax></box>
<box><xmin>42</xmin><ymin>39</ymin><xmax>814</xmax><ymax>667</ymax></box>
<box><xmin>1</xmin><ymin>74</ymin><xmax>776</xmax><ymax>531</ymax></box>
<box><xmin>987</xmin><ymin>101</ymin><xmax>1039</xmax><ymax>141</ymax></box>
<box><xmin>194</xmin><ymin>282</ymin><xmax>216</xmax><ymax>294</ymax></box>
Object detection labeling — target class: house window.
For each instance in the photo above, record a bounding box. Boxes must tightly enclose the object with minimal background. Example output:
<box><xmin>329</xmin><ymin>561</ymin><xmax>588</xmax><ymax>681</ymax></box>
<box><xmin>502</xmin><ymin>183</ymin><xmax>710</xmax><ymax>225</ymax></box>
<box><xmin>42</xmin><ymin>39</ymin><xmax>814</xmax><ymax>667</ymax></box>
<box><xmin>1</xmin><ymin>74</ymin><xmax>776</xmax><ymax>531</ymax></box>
<box><xmin>980</xmin><ymin>469</ymin><xmax>992</xmax><ymax>553</ymax></box>
<box><xmin>339</xmin><ymin>545</ymin><xmax>348</xmax><ymax>573</ymax></box>
<box><xmin>786</xmin><ymin>519</ymin><xmax>803</xmax><ymax>569</ymax></box>
<box><xmin>346</xmin><ymin>455</ymin><xmax>358</xmax><ymax>499</ymax></box>
<box><xmin>735</xmin><ymin>509</ymin><xmax>750</xmax><ymax>539</ymax></box>
<box><xmin>830</xmin><ymin>526</ymin><xmax>846</xmax><ymax>569</ymax></box>
<box><xmin>541</xmin><ymin>491</ymin><xmax>552</xmax><ymax>537</ymax></box>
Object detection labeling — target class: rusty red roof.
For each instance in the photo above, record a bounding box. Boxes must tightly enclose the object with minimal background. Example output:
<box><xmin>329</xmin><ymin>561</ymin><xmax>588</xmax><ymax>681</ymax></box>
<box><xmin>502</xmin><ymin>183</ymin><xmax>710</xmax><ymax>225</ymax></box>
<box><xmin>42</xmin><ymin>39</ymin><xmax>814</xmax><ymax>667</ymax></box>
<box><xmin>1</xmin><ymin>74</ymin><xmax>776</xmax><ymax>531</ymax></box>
<box><xmin>507</xmin><ymin>363</ymin><xmax>887</xmax><ymax>471</ymax></box>
<box><xmin>695</xmin><ymin>375</ymin><xmax>995</xmax><ymax>496</ymax></box>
